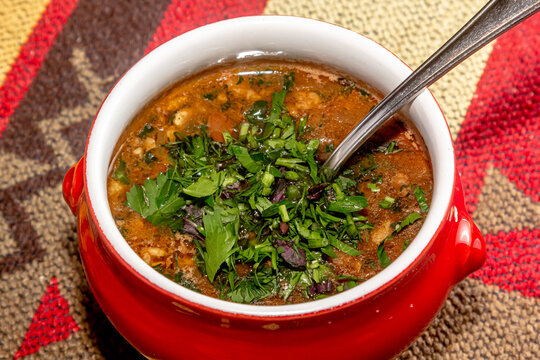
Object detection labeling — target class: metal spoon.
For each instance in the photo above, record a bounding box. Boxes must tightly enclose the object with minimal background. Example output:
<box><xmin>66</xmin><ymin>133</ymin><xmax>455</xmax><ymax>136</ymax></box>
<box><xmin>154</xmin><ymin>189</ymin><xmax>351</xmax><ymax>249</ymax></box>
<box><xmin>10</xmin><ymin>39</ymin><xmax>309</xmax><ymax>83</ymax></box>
<box><xmin>322</xmin><ymin>0</ymin><xmax>539</xmax><ymax>177</ymax></box>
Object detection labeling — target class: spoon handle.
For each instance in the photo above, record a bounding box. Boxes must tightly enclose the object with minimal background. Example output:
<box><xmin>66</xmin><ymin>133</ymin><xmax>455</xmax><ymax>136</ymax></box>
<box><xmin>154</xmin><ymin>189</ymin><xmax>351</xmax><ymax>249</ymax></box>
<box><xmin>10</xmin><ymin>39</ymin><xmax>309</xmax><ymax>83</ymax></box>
<box><xmin>322</xmin><ymin>0</ymin><xmax>540</xmax><ymax>175</ymax></box>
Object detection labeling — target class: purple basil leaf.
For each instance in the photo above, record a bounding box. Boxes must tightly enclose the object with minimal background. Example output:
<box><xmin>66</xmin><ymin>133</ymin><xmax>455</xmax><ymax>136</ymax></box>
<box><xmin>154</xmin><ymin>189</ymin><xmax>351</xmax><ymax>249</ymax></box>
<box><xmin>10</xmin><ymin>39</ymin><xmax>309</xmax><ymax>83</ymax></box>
<box><xmin>271</xmin><ymin>179</ymin><xmax>288</xmax><ymax>203</ymax></box>
<box><xmin>184</xmin><ymin>205</ymin><xmax>203</xmax><ymax>221</ymax></box>
<box><xmin>306</xmin><ymin>183</ymin><xmax>328</xmax><ymax>200</ymax></box>
<box><xmin>275</xmin><ymin>240</ymin><xmax>306</xmax><ymax>268</ymax></box>
<box><xmin>316</xmin><ymin>281</ymin><xmax>333</xmax><ymax>293</ymax></box>
<box><xmin>221</xmin><ymin>181</ymin><xmax>245</xmax><ymax>200</ymax></box>
<box><xmin>182</xmin><ymin>217</ymin><xmax>205</xmax><ymax>242</ymax></box>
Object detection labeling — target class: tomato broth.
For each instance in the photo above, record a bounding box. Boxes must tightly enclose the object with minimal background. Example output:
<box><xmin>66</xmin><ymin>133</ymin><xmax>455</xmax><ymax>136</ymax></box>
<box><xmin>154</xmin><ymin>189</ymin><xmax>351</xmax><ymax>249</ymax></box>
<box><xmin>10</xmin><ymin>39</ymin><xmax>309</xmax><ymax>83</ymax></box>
<box><xmin>107</xmin><ymin>59</ymin><xmax>433</xmax><ymax>305</ymax></box>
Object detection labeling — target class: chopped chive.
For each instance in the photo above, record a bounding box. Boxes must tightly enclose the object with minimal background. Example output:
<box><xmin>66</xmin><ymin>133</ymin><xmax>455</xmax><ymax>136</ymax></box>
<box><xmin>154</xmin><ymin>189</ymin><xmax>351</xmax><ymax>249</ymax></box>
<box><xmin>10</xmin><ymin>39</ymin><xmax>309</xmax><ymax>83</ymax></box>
<box><xmin>279</xmin><ymin>204</ymin><xmax>290</xmax><ymax>222</ymax></box>
<box><xmin>379</xmin><ymin>196</ymin><xmax>395</xmax><ymax>209</ymax></box>
<box><xmin>275</xmin><ymin>158</ymin><xmax>309</xmax><ymax>173</ymax></box>
<box><xmin>222</xmin><ymin>131</ymin><xmax>233</xmax><ymax>145</ymax></box>
<box><xmin>262</xmin><ymin>172</ymin><xmax>275</xmax><ymax>188</ymax></box>
<box><xmin>239</xmin><ymin>122</ymin><xmax>250</xmax><ymax>141</ymax></box>
<box><xmin>367</xmin><ymin>183</ymin><xmax>380</xmax><ymax>192</ymax></box>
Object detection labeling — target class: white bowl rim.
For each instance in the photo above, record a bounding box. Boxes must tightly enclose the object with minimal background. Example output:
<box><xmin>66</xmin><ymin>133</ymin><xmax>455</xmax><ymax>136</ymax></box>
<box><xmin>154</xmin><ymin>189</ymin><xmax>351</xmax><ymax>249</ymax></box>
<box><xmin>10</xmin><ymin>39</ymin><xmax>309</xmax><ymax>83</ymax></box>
<box><xmin>85</xmin><ymin>15</ymin><xmax>455</xmax><ymax>317</ymax></box>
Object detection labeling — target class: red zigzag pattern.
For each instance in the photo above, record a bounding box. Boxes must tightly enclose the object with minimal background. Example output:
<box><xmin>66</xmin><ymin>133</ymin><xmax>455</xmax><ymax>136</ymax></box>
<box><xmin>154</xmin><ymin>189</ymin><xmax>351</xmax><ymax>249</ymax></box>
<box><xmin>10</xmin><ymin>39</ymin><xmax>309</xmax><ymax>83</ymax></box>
<box><xmin>0</xmin><ymin>0</ymin><xmax>79</xmax><ymax>136</ymax></box>
<box><xmin>14</xmin><ymin>278</ymin><xmax>79</xmax><ymax>359</ymax></box>
<box><xmin>456</xmin><ymin>15</ymin><xmax>540</xmax><ymax>210</ymax></box>
<box><xmin>145</xmin><ymin>0</ymin><xmax>267</xmax><ymax>53</ymax></box>
<box><xmin>455</xmin><ymin>15</ymin><xmax>540</xmax><ymax>297</ymax></box>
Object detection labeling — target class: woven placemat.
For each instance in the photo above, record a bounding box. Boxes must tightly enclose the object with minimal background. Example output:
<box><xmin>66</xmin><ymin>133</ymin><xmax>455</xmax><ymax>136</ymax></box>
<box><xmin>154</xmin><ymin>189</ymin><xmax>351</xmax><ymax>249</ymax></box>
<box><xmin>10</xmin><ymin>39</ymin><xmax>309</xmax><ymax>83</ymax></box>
<box><xmin>0</xmin><ymin>0</ymin><xmax>538</xmax><ymax>359</ymax></box>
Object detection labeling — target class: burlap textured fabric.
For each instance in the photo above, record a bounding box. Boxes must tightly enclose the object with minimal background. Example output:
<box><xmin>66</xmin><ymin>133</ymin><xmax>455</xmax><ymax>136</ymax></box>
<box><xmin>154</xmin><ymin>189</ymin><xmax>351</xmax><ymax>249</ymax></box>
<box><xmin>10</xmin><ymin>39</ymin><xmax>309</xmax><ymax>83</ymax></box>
<box><xmin>0</xmin><ymin>0</ymin><xmax>538</xmax><ymax>359</ymax></box>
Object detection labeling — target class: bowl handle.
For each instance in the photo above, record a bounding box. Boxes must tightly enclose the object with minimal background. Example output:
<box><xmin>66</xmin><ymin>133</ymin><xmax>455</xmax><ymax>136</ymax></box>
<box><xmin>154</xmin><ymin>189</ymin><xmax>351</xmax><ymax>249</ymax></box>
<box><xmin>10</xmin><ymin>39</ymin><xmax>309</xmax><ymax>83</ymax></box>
<box><xmin>63</xmin><ymin>156</ymin><xmax>85</xmax><ymax>215</ymax></box>
<box><xmin>452</xmin><ymin>174</ymin><xmax>486</xmax><ymax>283</ymax></box>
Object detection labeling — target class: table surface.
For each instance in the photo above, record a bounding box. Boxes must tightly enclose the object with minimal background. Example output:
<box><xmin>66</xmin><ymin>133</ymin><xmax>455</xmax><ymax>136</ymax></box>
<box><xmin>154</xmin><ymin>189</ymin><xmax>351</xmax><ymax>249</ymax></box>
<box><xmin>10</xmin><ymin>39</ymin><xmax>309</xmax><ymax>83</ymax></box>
<box><xmin>0</xmin><ymin>0</ymin><xmax>538</xmax><ymax>359</ymax></box>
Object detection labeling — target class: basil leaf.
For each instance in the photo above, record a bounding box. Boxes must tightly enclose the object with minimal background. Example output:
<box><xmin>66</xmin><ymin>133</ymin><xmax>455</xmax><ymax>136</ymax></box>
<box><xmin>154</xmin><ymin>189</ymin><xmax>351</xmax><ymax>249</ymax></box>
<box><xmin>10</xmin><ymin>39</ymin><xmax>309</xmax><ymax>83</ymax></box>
<box><xmin>327</xmin><ymin>196</ymin><xmax>368</xmax><ymax>213</ymax></box>
<box><xmin>414</xmin><ymin>186</ymin><xmax>429</xmax><ymax>213</ymax></box>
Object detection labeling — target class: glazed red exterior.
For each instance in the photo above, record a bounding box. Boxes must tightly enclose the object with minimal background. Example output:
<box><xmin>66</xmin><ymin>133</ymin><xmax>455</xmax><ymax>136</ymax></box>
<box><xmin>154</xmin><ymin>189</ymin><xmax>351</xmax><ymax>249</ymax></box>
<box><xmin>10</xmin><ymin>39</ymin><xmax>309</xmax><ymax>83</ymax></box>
<box><xmin>63</xmin><ymin>156</ymin><xmax>484</xmax><ymax>359</ymax></box>
<box><xmin>62</xmin><ymin>16</ymin><xmax>486</xmax><ymax>360</ymax></box>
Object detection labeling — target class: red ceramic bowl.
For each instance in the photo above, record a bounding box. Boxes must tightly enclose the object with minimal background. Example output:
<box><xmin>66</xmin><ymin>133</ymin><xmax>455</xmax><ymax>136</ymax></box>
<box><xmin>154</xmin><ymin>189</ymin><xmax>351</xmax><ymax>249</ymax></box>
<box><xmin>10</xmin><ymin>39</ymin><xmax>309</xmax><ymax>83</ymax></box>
<box><xmin>63</xmin><ymin>16</ymin><xmax>485</xmax><ymax>360</ymax></box>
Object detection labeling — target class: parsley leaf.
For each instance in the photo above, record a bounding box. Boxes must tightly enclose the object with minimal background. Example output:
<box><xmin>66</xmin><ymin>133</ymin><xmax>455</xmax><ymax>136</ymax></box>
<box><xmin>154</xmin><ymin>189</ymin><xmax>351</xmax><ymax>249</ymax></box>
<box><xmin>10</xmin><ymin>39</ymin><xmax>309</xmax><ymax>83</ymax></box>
<box><xmin>183</xmin><ymin>176</ymin><xmax>219</xmax><ymax>198</ymax></box>
<box><xmin>125</xmin><ymin>173</ymin><xmax>185</xmax><ymax>230</ymax></box>
<box><xmin>204</xmin><ymin>207</ymin><xmax>239</xmax><ymax>282</ymax></box>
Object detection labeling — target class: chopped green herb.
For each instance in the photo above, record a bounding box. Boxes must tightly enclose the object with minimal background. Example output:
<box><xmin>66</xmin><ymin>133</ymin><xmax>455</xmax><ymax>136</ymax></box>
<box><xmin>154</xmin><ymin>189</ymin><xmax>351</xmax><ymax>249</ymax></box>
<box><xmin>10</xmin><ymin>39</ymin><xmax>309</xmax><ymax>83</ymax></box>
<box><xmin>174</xmin><ymin>270</ymin><xmax>201</xmax><ymax>292</ymax></box>
<box><xmin>138</xmin><ymin>123</ymin><xmax>154</xmax><ymax>138</ymax></box>
<box><xmin>379</xmin><ymin>196</ymin><xmax>395</xmax><ymax>208</ymax></box>
<box><xmin>328</xmin><ymin>196</ymin><xmax>368</xmax><ymax>214</ymax></box>
<box><xmin>359</xmin><ymin>88</ymin><xmax>370</xmax><ymax>96</ymax></box>
<box><xmin>377</xmin><ymin>141</ymin><xmax>403</xmax><ymax>154</ymax></box>
<box><xmin>283</xmin><ymin>72</ymin><xmax>295</xmax><ymax>91</ymax></box>
<box><xmin>394</xmin><ymin>212</ymin><xmax>422</xmax><ymax>233</ymax></box>
<box><xmin>203</xmin><ymin>90</ymin><xmax>219</xmax><ymax>100</ymax></box>
<box><xmin>367</xmin><ymin>183</ymin><xmax>380</xmax><ymax>192</ymax></box>
<box><xmin>183</xmin><ymin>176</ymin><xmax>219</xmax><ymax>198</ymax></box>
<box><xmin>144</xmin><ymin>151</ymin><xmax>157</xmax><ymax>164</ymax></box>
<box><xmin>203</xmin><ymin>208</ymin><xmax>239</xmax><ymax>282</ymax></box>
<box><xmin>325</xmin><ymin>143</ymin><xmax>335</xmax><ymax>152</ymax></box>
<box><xmin>126</xmin><ymin>172</ymin><xmax>185</xmax><ymax>230</ymax></box>
<box><xmin>377</xmin><ymin>239</ymin><xmax>391</xmax><ymax>268</ymax></box>
<box><xmin>113</xmin><ymin>157</ymin><xmax>130</xmax><ymax>185</ymax></box>
<box><xmin>120</xmin><ymin>72</ymin><xmax>428</xmax><ymax>304</ymax></box>
<box><xmin>221</xmin><ymin>101</ymin><xmax>232</xmax><ymax>111</ymax></box>
<box><xmin>402</xmin><ymin>239</ymin><xmax>410</xmax><ymax>251</ymax></box>
<box><xmin>414</xmin><ymin>186</ymin><xmax>429</xmax><ymax>212</ymax></box>
<box><xmin>231</xmin><ymin>145</ymin><xmax>262</xmax><ymax>173</ymax></box>
<box><xmin>244</xmin><ymin>100</ymin><xmax>269</xmax><ymax>124</ymax></box>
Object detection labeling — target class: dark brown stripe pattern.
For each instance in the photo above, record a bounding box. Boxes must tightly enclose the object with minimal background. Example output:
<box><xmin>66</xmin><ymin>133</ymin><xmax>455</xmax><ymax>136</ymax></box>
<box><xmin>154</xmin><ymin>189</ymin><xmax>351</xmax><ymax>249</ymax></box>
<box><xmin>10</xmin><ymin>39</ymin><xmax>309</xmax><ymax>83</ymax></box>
<box><xmin>0</xmin><ymin>0</ymin><xmax>169</xmax><ymax>358</ymax></box>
